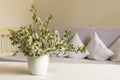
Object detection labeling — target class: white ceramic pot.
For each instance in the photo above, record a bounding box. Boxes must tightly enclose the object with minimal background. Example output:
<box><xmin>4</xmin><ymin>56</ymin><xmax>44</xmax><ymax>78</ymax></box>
<box><xmin>27</xmin><ymin>55</ymin><xmax>49</xmax><ymax>75</ymax></box>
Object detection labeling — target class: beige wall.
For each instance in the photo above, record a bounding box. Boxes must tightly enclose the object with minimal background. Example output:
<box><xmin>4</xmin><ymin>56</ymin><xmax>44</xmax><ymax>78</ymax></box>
<box><xmin>96</xmin><ymin>0</ymin><xmax>120</xmax><ymax>27</ymax></box>
<box><xmin>34</xmin><ymin>0</ymin><xmax>120</xmax><ymax>28</ymax></box>
<box><xmin>0</xmin><ymin>0</ymin><xmax>33</xmax><ymax>28</ymax></box>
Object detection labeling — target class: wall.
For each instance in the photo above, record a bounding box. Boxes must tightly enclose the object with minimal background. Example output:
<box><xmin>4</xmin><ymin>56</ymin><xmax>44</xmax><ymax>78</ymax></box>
<box><xmin>0</xmin><ymin>0</ymin><xmax>33</xmax><ymax>28</ymax></box>
<box><xmin>34</xmin><ymin>0</ymin><xmax>120</xmax><ymax>28</ymax></box>
<box><xmin>96</xmin><ymin>0</ymin><xmax>120</xmax><ymax>27</ymax></box>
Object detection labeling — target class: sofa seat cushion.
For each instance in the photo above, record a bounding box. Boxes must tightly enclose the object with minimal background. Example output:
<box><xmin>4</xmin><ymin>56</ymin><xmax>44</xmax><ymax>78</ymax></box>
<box><xmin>50</xmin><ymin>57</ymin><xmax>120</xmax><ymax>64</ymax></box>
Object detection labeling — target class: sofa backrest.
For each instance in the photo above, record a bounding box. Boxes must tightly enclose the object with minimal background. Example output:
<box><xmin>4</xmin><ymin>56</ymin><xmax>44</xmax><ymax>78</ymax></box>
<box><xmin>1</xmin><ymin>27</ymin><xmax>120</xmax><ymax>62</ymax></box>
<box><xmin>54</xmin><ymin>27</ymin><xmax>120</xmax><ymax>47</ymax></box>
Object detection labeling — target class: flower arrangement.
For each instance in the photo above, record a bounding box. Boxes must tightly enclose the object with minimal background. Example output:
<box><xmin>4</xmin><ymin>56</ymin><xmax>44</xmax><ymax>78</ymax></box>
<box><xmin>9</xmin><ymin>5</ymin><xmax>86</xmax><ymax>57</ymax></box>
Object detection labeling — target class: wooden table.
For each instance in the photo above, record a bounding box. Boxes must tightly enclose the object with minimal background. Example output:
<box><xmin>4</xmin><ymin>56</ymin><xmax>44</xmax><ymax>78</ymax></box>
<box><xmin>0</xmin><ymin>62</ymin><xmax>120</xmax><ymax>80</ymax></box>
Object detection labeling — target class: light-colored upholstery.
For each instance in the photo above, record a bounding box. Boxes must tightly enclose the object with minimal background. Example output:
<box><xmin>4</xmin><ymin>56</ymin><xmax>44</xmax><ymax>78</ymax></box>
<box><xmin>50</xmin><ymin>57</ymin><xmax>120</xmax><ymax>64</ymax></box>
<box><xmin>55</xmin><ymin>27</ymin><xmax>120</xmax><ymax>47</ymax></box>
<box><xmin>1</xmin><ymin>27</ymin><xmax>120</xmax><ymax>64</ymax></box>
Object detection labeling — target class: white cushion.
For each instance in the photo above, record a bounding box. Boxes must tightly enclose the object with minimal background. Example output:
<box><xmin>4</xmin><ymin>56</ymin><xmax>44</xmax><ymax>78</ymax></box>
<box><xmin>87</xmin><ymin>32</ymin><xmax>114</xmax><ymax>61</ymax></box>
<box><xmin>110</xmin><ymin>38</ymin><xmax>120</xmax><ymax>61</ymax></box>
<box><xmin>67</xmin><ymin>33</ymin><xmax>89</xmax><ymax>58</ymax></box>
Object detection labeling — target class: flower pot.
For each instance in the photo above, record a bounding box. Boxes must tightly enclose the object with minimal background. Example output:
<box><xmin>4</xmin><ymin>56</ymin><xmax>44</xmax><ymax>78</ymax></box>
<box><xmin>27</xmin><ymin>55</ymin><xmax>49</xmax><ymax>75</ymax></box>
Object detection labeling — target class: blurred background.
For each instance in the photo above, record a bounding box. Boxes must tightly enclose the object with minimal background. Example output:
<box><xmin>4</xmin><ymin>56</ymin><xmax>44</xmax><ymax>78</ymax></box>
<box><xmin>0</xmin><ymin>0</ymin><xmax>120</xmax><ymax>28</ymax></box>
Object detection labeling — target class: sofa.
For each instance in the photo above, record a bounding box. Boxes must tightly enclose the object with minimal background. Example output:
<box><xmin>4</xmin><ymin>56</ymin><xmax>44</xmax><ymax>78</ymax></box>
<box><xmin>1</xmin><ymin>27</ymin><xmax>120</xmax><ymax>64</ymax></box>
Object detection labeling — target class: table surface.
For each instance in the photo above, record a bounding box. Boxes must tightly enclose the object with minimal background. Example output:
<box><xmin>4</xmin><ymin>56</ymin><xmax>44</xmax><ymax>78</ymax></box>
<box><xmin>0</xmin><ymin>62</ymin><xmax>120</xmax><ymax>80</ymax></box>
